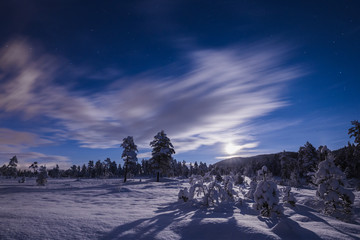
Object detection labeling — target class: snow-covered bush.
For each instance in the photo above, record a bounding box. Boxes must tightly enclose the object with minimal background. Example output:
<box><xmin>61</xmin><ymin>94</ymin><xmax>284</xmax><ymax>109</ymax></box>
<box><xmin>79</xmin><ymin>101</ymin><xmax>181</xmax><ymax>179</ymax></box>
<box><xmin>315</xmin><ymin>154</ymin><xmax>355</xmax><ymax>218</ymax></box>
<box><xmin>36</xmin><ymin>166</ymin><xmax>48</xmax><ymax>186</ymax></box>
<box><xmin>215</xmin><ymin>173</ymin><xmax>223</xmax><ymax>183</ymax></box>
<box><xmin>178</xmin><ymin>173</ymin><xmax>238</xmax><ymax>206</ymax></box>
<box><xmin>245</xmin><ymin>178</ymin><xmax>257</xmax><ymax>200</ymax></box>
<box><xmin>18</xmin><ymin>176</ymin><xmax>26</xmax><ymax>183</ymax></box>
<box><xmin>178</xmin><ymin>188</ymin><xmax>190</xmax><ymax>202</ymax></box>
<box><xmin>282</xmin><ymin>186</ymin><xmax>296</xmax><ymax>207</ymax></box>
<box><xmin>253</xmin><ymin>166</ymin><xmax>283</xmax><ymax>217</ymax></box>
<box><xmin>223</xmin><ymin>174</ymin><xmax>237</xmax><ymax>202</ymax></box>
<box><xmin>234</xmin><ymin>173</ymin><xmax>244</xmax><ymax>185</ymax></box>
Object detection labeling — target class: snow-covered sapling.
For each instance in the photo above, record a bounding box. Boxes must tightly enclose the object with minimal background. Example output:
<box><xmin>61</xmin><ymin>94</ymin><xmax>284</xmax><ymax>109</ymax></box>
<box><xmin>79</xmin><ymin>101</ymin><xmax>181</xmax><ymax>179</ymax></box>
<box><xmin>245</xmin><ymin>178</ymin><xmax>257</xmax><ymax>200</ymax></box>
<box><xmin>178</xmin><ymin>188</ymin><xmax>190</xmax><ymax>202</ymax></box>
<box><xmin>178</xmin><ymin>173</ymin><xmax>238</xmax><ymax>206</ymax></box>
<box><xmin>36</xmin><ymin>166</ymin><xmax>48</xmax><ymax>186</ymax></box>
<box><xmin>223</xmin><ymin>174</ymin><xmax>237</xmax><ymax>202</ymax></box>
<box><xmin>18</xmin><ymin>176</ymin><xmax>26</xmax><ymax>183</ymax></box>
<box><xmin>282</xmin><ymin>186</ymin><xmax>296</xmax><ymax>207</ymax></box>
<box><xmin>253</xmin><ymin>166</ymin><xmax>283</xmax><ymax>217</ymax></box>
<box><xmin>234</xmin><ymin>173</ymin><xmax>244</xmax><ymax>185</ymax></box>
<box><xmin>315</xmin><ymin>153</ymin><xmax>355</xmax><ymax>218</ymax></box>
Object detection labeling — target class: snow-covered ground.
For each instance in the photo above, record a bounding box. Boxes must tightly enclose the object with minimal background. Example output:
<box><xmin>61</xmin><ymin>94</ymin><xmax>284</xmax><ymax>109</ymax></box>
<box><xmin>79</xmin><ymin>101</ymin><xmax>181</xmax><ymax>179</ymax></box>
<box><xmin>0</xmin><ymin>178</ymin><xmax>359</xmax><ymax>240</ymax></box>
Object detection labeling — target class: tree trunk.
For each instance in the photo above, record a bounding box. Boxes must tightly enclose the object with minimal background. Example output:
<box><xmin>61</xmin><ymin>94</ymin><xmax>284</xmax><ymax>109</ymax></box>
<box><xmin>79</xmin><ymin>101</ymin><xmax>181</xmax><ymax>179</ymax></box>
<box><xmin>156</xmin><ymin>172</ymin><xmax>160</xmax><ymax>182</ymax></box>
<box><xmin>124</xmin><ymin>163</ymin><xmax>128</xmax><ymax>183</ymax></box>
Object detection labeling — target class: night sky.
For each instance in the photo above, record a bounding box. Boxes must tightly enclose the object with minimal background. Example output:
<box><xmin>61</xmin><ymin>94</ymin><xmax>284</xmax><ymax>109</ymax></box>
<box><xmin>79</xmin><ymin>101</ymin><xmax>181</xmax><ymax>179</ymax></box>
<box><xmin>0</xmin><ymin>0</ymin><xmax>359</xmax><ymax>168</ymax></box>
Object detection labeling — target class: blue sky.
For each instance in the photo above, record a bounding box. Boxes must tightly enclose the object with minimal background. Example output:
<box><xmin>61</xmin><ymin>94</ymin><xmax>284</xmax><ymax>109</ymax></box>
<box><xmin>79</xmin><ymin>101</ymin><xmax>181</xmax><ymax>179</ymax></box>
<box><xmin>0</xmin><ymin>1</ymin><xmax>359</xmax><ymax>168</ymax></box>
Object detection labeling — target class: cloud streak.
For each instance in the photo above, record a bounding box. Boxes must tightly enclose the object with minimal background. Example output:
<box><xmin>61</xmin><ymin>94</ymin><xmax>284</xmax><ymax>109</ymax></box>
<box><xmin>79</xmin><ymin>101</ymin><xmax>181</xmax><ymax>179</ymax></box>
<box><xmin>0</xmin><ymin>38</ymin><xmax>304</xmax><ymax>159</ymax></box>
<box><xmin>0</xmin><ymin>128</ymin><xmax>70</xmax><ymax>168</ymax></box>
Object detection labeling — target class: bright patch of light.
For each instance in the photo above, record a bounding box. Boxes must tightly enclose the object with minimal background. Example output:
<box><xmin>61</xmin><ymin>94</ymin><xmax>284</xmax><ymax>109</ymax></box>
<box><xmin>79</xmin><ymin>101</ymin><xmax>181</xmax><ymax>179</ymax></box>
<box><xmin>225</xmin><ymin>143</ymin><xmax>238</xmax><ymax>155</ymax></box>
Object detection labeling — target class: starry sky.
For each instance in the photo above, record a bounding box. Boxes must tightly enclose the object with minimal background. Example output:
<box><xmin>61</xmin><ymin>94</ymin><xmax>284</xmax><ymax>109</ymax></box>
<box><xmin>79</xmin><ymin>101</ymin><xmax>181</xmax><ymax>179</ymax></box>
<box><xmin>0</xmin><ymin>0</ymin><xmax>359</xmax><ymax>168</ymax></box>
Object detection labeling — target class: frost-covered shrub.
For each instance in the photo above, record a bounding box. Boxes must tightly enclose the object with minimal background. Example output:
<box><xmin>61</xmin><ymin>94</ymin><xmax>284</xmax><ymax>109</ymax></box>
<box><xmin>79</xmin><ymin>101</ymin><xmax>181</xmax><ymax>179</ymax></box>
<box><xmin>315</xmin><ymin>154</ymin><xmax>354</xmax><ymax>218</ymax></box>
<box><xmin>282</xmin><ymin>186</ymin><xmax>296</xmax><ymax>207</ymax></box>
<box><xmin>18</xmin><ymin>176</ymin><xmax>26</xmax><ymax>183</ymax></box>
<box><xmin>178</xmin><ymin>173</ymin><xmax>238</xmax><ymax>206</ymax></box>
<box><xmin>36</xmin><ymin>166</ymin><xmax>48</xmax><ymax>186</ymax></box>
<box><xmin>245</xmin><ymin>178</ymin><xmax>257</xmax><ymax>200</ymax></box>
<box><xmin>178</xmin><ymin>188</ymin><xmax>190</xmax><ymax>202</ymax></box>
<box><xmin>223</xmin><ymin>174</ymin><xmax>237</xmax><ymax>202</ymax></box>
<box><xmin>253</xmin><ymin>166</ymin><xmax>283</xmax><ymax>217</ymax></box>
<box><xmin>234</xmin><ymin>173</ymin><xmax>244</xmax><ymax>185</ymax></box>
<box><xmin>215</xmin><ymin>173</ymin><xmax>223</xmax><ymax>183</ymax></box>
<box><xmin>289</xmin><ymin>171</ymin><xmax>300</xmax><ymax>187</ymax></box>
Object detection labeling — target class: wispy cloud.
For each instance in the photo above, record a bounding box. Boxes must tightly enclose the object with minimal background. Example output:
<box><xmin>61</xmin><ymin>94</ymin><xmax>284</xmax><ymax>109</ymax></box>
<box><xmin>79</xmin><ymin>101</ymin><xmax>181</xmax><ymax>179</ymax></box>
<box><xmin>0</xmin><ymin>38</ymin><xmax>304</xmax><ymax>159</ymax></box>
<box><xmin>0</xmin><ymin>128</ymin><xmax>71</xmax><ymax>168</ymax></box>
<box><xmin>0</xmin><ymin>128</ymin><xmax>52</xmax><ymax>152</ymax></box>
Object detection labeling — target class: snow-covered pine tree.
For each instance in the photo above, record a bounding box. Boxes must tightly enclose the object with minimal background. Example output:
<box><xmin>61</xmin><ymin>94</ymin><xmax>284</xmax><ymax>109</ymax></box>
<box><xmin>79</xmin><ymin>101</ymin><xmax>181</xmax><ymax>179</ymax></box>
<box><xmin>348</xmin><ymin>120</ymin><xmax>360</xmax><ymax>146</ymax></box>
<box><xmin>245</xmin><ymin>175</ymin><xmax>258</xmax><ymax>200</ymax></box>
<box><xmin>182</xmin><ymin>160</ymin><xmax>189</xmax><ymax>178</ymax></box>
<box><xmin>121</xmin><ymin>136</ymin><xmax>138</xmax><ymax>183</ymax></box>
<box><xmin>318</xmin><ymin>145</ymin><xmax>331</xmax><ymax>162</ymax></box>
<box><xmin>7</xmin><ymin>156</ymin><xmax>18</xmax><ymax>178</ymax></box>
<box><xmin>36</xmin><ymin>166</ymin><xmax>48</xmax><ymax>186</ymax></box>
<box><xmin>253</xmin><ymin>166</ymin><xmax>283</xmax><ymax>217</ymax></box>
<box><xmin>149</xmin><ymin>130</ymin><xmax>175</xmax><ymax>182</ymax></box>
<box><xmin>282</xmin><ymin>186</ymin><xmax>296</xmax><ymax>207</ymax></box>
<box><xmin>198</xmin><ymin>162</ymin><xmax>208</xmax><ymax>176</ymax></box>
<box><xmin>348</xmin><ymin>120</ymin><xmax>360</xmax><ymax>180</ymax></box>
<box><xmin>234</xmin><ymin>173</ymin><xmax>244</xmax><ymax>185</ymax></box>
<box><xmin>298</xmin><ymin>141</ymin><xmax>319</xmax><ymax>183</ymax></box>
<box><xmin>280</xmin><ymin>151</ymin><xmax>290</xmax><ymax>180</ymax></box>
<box><xmin>315</xmin><ymin>153</ymin><xmax>355</xmax><ymax>218</ymax></box>
<box><xmin>29</xmin><ymin>161</ymin><xmax>38</xmax><ymax>176</ymax></box>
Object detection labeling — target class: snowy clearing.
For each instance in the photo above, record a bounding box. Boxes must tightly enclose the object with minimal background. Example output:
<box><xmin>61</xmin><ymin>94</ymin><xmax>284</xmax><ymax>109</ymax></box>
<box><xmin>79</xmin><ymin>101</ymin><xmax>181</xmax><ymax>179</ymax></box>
<box><xmin>1</xmin><ymin>178</ymin><xmax>360</xmax><ymax>240</ymax></box>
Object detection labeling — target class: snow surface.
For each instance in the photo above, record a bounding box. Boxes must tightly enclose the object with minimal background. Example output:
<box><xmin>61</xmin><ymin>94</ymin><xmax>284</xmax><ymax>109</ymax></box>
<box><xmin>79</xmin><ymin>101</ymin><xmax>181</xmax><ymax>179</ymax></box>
<box><xmin>1</xmin><ymin>178</ymin><xmax>360</xmax><ymax>240</ymax></box>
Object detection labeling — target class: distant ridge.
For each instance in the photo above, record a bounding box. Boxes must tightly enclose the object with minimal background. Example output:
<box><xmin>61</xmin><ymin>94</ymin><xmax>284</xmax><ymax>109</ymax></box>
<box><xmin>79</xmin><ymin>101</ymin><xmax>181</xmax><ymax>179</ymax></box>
<box><xmin>214</xmin><ymin>152</ymin><xmax>298</xmax><ymax>169</ymax></box>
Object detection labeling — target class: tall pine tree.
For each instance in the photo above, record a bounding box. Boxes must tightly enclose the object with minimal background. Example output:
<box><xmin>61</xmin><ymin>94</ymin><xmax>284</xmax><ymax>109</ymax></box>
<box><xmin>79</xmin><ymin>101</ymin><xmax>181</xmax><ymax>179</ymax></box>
<box><xmin>121</xmin><ymin>136</ymin><xmax>138</xmax><ymax>183</ymax></box>
<box><xmin>150</xmin><ymin>130</ymin><xmax>175</xmax><ymax>182</ymax></box>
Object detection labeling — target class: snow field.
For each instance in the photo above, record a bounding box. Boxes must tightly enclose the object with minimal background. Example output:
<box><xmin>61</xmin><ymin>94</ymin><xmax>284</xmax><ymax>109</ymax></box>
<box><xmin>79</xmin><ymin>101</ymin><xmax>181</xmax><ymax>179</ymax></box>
<box><xmin>0</xmin><ymin>178</ymin><xmax>360</xmax><ymax>240</ymax></box>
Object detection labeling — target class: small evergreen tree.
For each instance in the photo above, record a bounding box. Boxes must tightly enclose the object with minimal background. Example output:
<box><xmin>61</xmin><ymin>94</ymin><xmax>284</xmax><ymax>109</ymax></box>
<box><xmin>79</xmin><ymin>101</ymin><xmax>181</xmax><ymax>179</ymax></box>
<box><xmin>282</xmin><ymin>186</ymin><xmax>296</xmax><ymax>207</ymax></box>
<box><xmin>318</xmin><ymin>145</ymin><xmax>331</xmax><ymax>162</ymax></box>
<box><xmin>48</xmin><ymin>164</ymin><xmax>60</xmax><ymax>178</ymax></box>
<box><xmin>315</xmin><ymin>153</ymin><xmax>355</xmax><ymax>218</ymax></box>
<box><xmin>88</xmin><ymin>160</ymin><xmax>95</xmax><ymax>178</ymax></box>
<box><xmin>29</xmin><ymin>161</ymin><xmax>38</xmax><ymax>176</ymax></box>
<box><xmin>245</xmin><ymin>177</ymin><xmax>257</xmax><ymax>200</ymax></box>
<box><xmin>94</xmin><ymin>160</ymin><xmax>103</xmax><ymax>178</ymax></box>
<box><xmin>348</xmin><ymin>120</ymin><xmax>360</xmax><ymax>146</ymax></box>
<box><xmin>253</xmin><ymin>166</ymin><xmax>283</xmax><ymax>217</ymax></box>
<box><xmin>7</xmin><ymin>156</ymin><xmax>18</xmax><ymax>178</ymax></box>
<box><xmin>298</xmin><ymin>141</ymin><xmax>319</xmax><ymax>183</ymax></box>
<box><xmin>182</xmin><ymin>160</ymin><xmax>189</xmax><ymax>178</ymax></box>
<box><xmin>348</xmin><ymin>120</ymin><xmax>360</xmax><ymax>180</ymax></box>
<box><xmin>149</xmin><ymin>130</ymin><xmax>175</xmax><ymax>182</ymax></box>
<box><xmin>121</xmin><ymin>136</ymin><xmax>138</xmax><ymax>183</ymax></box>
<box><xmin>36</xmin><ymin>166</ymin><xmax>48</xmax><ymax>186</ymax></box>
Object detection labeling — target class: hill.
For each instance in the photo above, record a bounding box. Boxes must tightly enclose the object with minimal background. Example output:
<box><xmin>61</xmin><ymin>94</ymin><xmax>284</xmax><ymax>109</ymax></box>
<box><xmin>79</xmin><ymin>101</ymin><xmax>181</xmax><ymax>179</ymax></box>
<box><xmin>214</xmin><ymin>152</ymin><xmax>298</xmax><ymax>174</ymax></box>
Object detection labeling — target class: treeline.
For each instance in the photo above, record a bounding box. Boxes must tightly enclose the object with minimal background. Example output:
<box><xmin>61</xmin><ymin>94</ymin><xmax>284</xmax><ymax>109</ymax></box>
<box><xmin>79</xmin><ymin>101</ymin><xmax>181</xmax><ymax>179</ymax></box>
<box><xmin>1</xmin><ymin>121</ymin><xmax>359</xmax><ymax>186</ymax></box>
<box><xmin>0</xmin><ymin>157</ymin><xmax>210</xmax><ymax>179</ymax></box>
